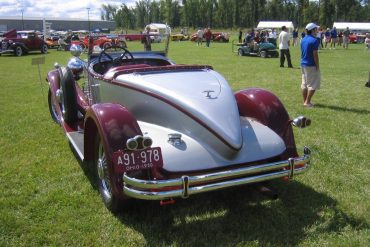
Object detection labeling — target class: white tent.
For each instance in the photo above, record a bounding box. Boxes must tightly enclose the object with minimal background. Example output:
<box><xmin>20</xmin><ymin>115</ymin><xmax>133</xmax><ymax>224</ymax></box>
<box><xmin>333</xmin><ymin>22</ymin><xmax>370</xmax><ymax>32</ymax></box>
<box><xmin>257</xmin><ymin>21</ymin><xmax>294</xmax><ymax>33</ymax></box>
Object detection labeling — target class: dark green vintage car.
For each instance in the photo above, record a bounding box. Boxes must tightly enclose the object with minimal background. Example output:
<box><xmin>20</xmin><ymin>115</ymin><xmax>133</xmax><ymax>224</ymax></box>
<box><xmin>235</xmin><ymin>41</ymin><xmax>279</xmax><ymax>58</ymax></box>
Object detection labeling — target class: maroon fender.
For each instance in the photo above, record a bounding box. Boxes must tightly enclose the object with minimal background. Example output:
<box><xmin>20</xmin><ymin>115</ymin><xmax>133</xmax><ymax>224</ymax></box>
<box><xmin>84</xmin><ymin>103</ymin><xmax>142</xmax><ymax>199</ymax></box>
<box><xmin>235</xmin><ymin>88</ymin><xmax>298</xmax><ymax>157</ymax></box>
<box><xmin>46</xmin><ymin>69</ymin><xmax>63</xmax><ymax>120</ymax></box>
<box><xmin>47</xmin><ymin>69</ymin><xmax>61</xmax><ymax>95</ymax></box>
<box><xmin>84</xmin><ymin>103</ymin><xmax>142</xmax><ymax>161</ymax></box>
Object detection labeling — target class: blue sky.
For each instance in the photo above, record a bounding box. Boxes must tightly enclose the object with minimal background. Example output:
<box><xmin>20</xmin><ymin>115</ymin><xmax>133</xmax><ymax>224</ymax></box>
<box><xmin>0</xmin><ymin>0</ymin><xmax>136</xmax><ymax>20</ymax></box>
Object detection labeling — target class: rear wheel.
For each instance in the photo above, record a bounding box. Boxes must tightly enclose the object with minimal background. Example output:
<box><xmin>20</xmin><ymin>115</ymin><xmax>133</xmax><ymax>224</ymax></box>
<box><xmin>41</xmin><ymin>44</ymin><xmax>48</xmax><ymax>54</ymax></box>
<box><xmin>94</xmin><ymin>134</ymin><xmax>122</xmax><ymax>213</ymax></box>
<box><xmin>15</xmin><ymin>46</ymin><xmax>23</xmax><ymax>56</ymax></box>
<box><xmin>260</xmin><ymin>50</ymin><xmax>267</xmax><ymax>58</ymax></box>
<box><xmin>103</xmin><ymin>42</ymin><xmax>112</xmax><ymax>49</ymax></box>
<box><xmin>238</xmin><ymin>49</ymin><xmax>244</xmax><ymax>56</ymax></box>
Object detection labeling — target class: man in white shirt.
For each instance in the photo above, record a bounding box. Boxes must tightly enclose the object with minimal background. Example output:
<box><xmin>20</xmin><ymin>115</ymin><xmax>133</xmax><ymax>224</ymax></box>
<box><xmin>278</xmin><ymin>26</ymin><xmax>293</xmax><ymax>68</ymax></box>
<box><xmin>196</xmin><ymin>28</ymin><xmax>204</xmax><ymax>46</ymax></box>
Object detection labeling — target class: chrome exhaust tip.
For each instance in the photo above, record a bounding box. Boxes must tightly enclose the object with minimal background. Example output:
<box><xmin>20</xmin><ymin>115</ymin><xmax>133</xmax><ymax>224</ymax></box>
<box><xmin>292</xmin><ymin>116</ymin><xmax>311</xmax><ymax>128</ymax></box>
<box><xmin>126</xmin><ymin>137</ymin><xmax>138</xmax><ymax>151</ymax></box>
<box><xmin>142</xmin><ymin>136</ymin><xmax>153</xmax><ymax>148</ymax></box>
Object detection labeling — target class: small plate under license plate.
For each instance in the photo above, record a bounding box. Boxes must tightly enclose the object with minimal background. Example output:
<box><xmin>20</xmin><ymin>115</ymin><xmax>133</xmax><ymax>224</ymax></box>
<box><xmin>113</xmin><ymin>147</ymin><xmax>163</xmax><ymax>173</ymax></box>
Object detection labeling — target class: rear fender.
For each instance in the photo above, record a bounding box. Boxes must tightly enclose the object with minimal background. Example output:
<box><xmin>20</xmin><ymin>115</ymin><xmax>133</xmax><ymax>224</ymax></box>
<box><xmin>235</xmin><ymin>88</ymin><xmax>298</xmax><ymax>157</ymax></box>
<box><xmin>84</xmin><ymin>103</ymin><xmax>142</xmax><ymax>161</ymax></box>
<box><xmin>84</xmin><ymin>103</ymin><xmax>142</xmax><ymax>199</ymax></box>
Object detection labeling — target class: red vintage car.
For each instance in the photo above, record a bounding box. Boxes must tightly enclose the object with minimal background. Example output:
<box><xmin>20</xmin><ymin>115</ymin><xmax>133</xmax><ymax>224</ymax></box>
<box><xmin>191</xmin><ymin>31</ymin><xmax>229</xmax><ymax>42</ymax></box>
<box><xmin>75</xmin><ymin>35</ymin><xmax>126</xmax><ymax>50</ymax></box>
<box><xmin>0</xmin><ymin>29</ymin><xmax>48</xmax><ymax>56</ymax></box>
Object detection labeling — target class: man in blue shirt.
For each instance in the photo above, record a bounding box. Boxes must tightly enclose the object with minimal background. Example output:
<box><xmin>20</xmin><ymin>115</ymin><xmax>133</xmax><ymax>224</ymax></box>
<box><xmin>330</xmin><ymin>26</ymin><xmax>338</xmax><ymax>49</ymax></box>
<box><xmin>301</xmin><ymin>23</ymin><xmax>321</xmax><ymax>107</ymax></box>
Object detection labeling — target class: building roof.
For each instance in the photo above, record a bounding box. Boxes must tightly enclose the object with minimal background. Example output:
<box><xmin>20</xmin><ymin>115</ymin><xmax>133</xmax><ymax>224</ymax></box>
<box><xmin>333</xmin><ymin>22</ymin><xmax>370</xmax><ymax>31</ymax></box>
<box><xmin>257</xmin><ymin>21</ymin><xmax>294</xmax><ymax>30</ymax></box>
<box><xmin>0</xmin><ymin>16</ymin><xmax>110</xmax><ymax>22</ymax></box>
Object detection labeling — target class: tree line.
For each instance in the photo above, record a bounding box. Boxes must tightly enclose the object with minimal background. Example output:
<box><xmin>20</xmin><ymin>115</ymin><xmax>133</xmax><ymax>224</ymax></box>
<box><xmin>101</xmin><ymin>0</ymin><xmax>370</xmax><ymax>30</ymax></box>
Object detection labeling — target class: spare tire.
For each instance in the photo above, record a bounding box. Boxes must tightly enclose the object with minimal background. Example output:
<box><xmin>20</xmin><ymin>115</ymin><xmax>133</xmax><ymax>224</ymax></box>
<box><xmin>59</xmin><ymin>67</ymin><xmax>78</xmax><ymax>125</ymax></box>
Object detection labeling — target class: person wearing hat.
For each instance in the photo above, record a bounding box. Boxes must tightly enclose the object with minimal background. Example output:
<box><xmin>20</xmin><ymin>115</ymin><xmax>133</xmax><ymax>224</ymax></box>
<box><xmin>300</xmin><ymin>23</ymin><xmax>321</xmax><ymax>107</ymax></box>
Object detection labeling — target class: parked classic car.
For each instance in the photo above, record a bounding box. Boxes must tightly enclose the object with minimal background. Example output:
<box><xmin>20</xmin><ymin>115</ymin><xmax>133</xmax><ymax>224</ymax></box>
<box><xmin>76</xmin><ymin>34</ymin><xmax>126</xmax><ymax>50</ymax></box>
<box><xmin>170</xmin><ymin>33</ymin><xmax>189</xmax><ymax>41</ymax></box>
<box><xmin>191</xmin><ymin>31</ymin><xmax>229</xmax><ymax>42</ymax></box>
<box><xmin>0</xmin><ymin>29</ymin><xmax>48</xmax><ymax>56</ymax></box>
<box><xmin>46</xmin><ymin>36</ymin><xmax>311</xmax><ymax>213</ymax></box>
<box><xmin>45</xmin><ymin>35</ymin><xmax>60</xmax><ymax>48</ymax></box>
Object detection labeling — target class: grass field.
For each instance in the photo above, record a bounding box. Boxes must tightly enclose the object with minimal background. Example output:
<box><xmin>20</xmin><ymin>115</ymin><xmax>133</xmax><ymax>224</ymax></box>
<box><xmin>0</xmin><ymin>39</ymin><xmax>369</xmax><ymax>246</ymax></box>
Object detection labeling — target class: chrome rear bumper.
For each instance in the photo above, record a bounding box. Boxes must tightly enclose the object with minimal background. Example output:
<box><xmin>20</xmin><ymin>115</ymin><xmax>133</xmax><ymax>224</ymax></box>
<box><xmin>123</xmin><ymin>147</ymin><xmax>311</xmax><ymax>200</ymax></box>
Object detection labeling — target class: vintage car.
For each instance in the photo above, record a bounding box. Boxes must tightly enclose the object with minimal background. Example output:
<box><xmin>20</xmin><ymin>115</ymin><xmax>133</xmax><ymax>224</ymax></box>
<box><xmin>76</xmin><ymin>35</ymin><xmax>126</xmax><ymax>50</ymax></box>
<box><xmin>46</xmin><ymin>37</ymin><xmax>311</xmax><ymax>213</ymax></box>
<box><xmin>120</xmin><ymin>34</ymin><xmax>143</xmax><ymax>42</ymax></box>
<box><xmin>233</xmin><ymin>40</ymin><xmax>279</xmax><ymax>58</ymax></box>
<box><xmin>170</xmin><ymin>33</ymin><xmax>189</xmax><ymax>41</ymax></box>
<box><xmin>0</xmin><ymin>29</ymin><xmax>48</xmax><ymax>56</ymax></box>
<box><xmin>45</xmin><ymin>35</ymin><xmax>60</xmax><ymax>48</ymax></box>
<box><xmin>191</xmin><ymin>31</ymin><xmax>229</xmax><ymax>42</ymax></box>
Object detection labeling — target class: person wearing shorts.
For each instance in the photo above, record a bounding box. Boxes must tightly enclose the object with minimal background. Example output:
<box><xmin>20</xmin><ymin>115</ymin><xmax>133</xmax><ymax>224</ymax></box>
<box><xmin>301</xmin><ymin>23</ymin><xmax>321</xmax><ymax>107</ymax></box>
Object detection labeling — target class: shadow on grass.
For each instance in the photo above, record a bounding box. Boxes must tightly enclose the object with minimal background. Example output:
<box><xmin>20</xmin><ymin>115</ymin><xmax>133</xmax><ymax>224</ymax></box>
<box><xmin>314</xmin><ymin>103</ymin><xmax>370</xmax><ymax>115</ymax></box>
<box><xmin>70</xmin><ymin>142</ymin><xmax>368</xmax><ymax>246</ymax></box>
<box><xmin>112</xmin><ymin>181</ymin><xmax>367</xmax><ymax>246</ymax></box>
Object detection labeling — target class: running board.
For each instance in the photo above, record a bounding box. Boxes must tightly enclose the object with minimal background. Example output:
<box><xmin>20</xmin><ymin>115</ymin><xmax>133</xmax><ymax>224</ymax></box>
<box><xmin>66</xmin><ymin>131</ymin><xmax>84</xmax><ymax>161</ymax></box>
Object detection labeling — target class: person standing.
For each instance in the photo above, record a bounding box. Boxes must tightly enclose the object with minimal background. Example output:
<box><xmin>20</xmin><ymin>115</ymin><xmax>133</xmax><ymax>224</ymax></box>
<box><xmin>301</xmin><ymin>23</ymin><xmax>321</xmax><ymax>107</ymax></box>
<box><xmin>324</xmin><ymin>28</ymin><xmax>331</xmax><ymax>48</ymax></box>
<box><xmin>238</xmin><ymin>29</ymin><xmax>243</xmax><ymax>43</ymax></box>
<box><xmin>316</xmin><ymin>27</ymin><xmax>323</xmax><ymax>49</ymax></box>
<box><xmin>204</xmin><ymin>28</ymin><xmax>212</xmax><ymax>47</ymax></box>
<box><xmin>330</xmin><ymin>26</ymin><xmax>338</xmax><ymax>49</ymax></box>
<box><xmin>143</xmin><ymin>26</ymin><xmax>152</xmax><ymax>51</ymax></box>
<box><xmin>292</xmin><ymin>28</ymin><xmax>299</xmax><ymax>46</ymax></box>
<box><xmin>196</xmin><ymin>28</ymin><xmax>204</xmax><ymax>46</ymax></box>
<box><xmin>343</xmin><ymin>27</ymin><xmax>350</xmax><ymax>49</ymax></box>
<box><xmin>278</xmin><ymin>26</ymin><xmax>293</xmax><ymax>68</ymax></box>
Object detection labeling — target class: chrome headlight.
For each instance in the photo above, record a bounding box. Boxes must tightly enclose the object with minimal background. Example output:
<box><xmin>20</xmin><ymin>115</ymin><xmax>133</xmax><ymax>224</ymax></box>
<box><xmin>70</xmin><ymin>44</ymin><xmax>83</xmax><ymax>57</ymax></box>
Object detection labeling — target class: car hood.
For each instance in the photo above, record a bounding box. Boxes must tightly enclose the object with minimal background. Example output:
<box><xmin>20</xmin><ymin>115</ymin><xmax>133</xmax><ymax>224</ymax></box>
<box><xmin>114</xmin><ymin>68</ymin><xmax>243</xmax><ymax>150</ymax></box>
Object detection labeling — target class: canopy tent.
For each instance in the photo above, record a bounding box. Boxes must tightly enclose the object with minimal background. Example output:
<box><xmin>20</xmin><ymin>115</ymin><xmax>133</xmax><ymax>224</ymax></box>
<box><xmin>257</xmin><ymin>21</ymin><xmax>294</xmax><ymax>33</ymax></box>
<box><xmin>333</xmin><ymin>22</ymin><xmax>370</xmax><ymax>32</ymax></box>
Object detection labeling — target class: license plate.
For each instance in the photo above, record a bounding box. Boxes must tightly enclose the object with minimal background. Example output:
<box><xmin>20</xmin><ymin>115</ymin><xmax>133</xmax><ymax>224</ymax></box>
<box><xmin>113</xmin><ymin>147</ymin><xmax>163</xmax><ymax>173</ymax></box>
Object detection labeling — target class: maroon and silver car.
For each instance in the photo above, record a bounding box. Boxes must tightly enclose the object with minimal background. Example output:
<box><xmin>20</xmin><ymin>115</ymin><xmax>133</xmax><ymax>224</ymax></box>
<box><xmin>46</xmin><ymin>36</ymin><xmax>311</xmax><ymax>213</ymax></box>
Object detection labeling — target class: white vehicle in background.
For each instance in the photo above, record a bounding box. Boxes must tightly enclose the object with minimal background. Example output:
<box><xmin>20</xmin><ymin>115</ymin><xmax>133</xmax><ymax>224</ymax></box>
<box><xmin>144</xmin><ymin>23</ymin><xmax>171</xmax><ymax>43</ymax></box>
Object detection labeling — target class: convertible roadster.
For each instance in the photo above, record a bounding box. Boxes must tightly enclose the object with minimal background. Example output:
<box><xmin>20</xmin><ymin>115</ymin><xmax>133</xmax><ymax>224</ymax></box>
<box><xmin>47</xmin><ymin>36</ymin><xmax>311</xmax><ymax>213</ymax></box>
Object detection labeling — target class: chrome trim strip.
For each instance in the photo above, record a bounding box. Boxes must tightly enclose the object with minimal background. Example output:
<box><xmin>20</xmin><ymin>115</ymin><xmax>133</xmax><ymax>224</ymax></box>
<box><xmin>123</xmin><ymin>148</ymin><xmax>311</xmax><ymax>200</ymax></box>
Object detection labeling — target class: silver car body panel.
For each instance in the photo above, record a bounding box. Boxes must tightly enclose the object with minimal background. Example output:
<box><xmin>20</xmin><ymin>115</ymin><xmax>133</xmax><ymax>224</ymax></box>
<box><xmin>98</xmin><ymin>68</ymin><xmax>243</xmax><ymax>151</ymax></box>
<box><xmin>92</xmin><ymin>67</ymin><xmax>287</xmax><ymax>171</ymax></box>
<box><xmin>137</xmin><ymin>118</ymin><xmax>285</xmax><ymax>172</ymax></box>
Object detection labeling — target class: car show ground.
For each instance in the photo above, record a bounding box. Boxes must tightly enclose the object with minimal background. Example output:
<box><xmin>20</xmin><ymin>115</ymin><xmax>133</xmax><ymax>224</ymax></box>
<box><xmin>0</xmin><ymin>39</ymin><xmax>369</xmax><ymax>246</ymax></box>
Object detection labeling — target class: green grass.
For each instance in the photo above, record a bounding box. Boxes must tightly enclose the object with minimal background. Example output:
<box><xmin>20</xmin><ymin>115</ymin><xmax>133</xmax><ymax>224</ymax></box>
<box><xmin>0</xmin><ymin>40</ymin><xmax>369</xmax><ymax>246</ymax></box>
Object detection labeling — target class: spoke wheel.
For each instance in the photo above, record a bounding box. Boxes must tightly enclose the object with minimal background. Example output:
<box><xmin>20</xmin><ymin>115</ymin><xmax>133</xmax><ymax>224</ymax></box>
<box><xmin>94</xmin><ymin>134</ymin><xmax>123</xmax><ymax>213</ymax></box>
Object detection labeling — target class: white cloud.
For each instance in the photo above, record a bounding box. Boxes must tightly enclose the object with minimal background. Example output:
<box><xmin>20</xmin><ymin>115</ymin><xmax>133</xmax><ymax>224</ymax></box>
<box><xmin>0</xmin><ymin>0</ymin><xmax>136</xmax><ymax>20</ymax></box>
